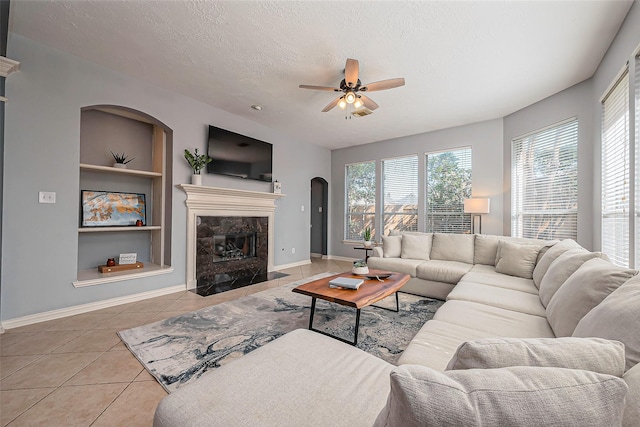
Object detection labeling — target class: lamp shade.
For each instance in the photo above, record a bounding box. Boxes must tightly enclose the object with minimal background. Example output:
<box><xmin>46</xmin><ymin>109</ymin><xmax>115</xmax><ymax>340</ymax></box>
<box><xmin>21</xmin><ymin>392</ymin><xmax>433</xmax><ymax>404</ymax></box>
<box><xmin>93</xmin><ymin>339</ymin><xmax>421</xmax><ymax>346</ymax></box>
<box><xmin>464</xmin><ymin>198</ymin><xmax>490</xmax><ymax>214</ymax></box>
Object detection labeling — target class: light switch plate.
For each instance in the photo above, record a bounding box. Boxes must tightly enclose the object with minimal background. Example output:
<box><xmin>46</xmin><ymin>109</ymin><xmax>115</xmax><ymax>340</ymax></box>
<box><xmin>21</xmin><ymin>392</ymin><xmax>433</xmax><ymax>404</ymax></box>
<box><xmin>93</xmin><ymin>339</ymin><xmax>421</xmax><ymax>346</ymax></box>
<box><xmin>39</xmin><ymin>191</ymin><xmax>56</xmax><ymax>204</ymax></box>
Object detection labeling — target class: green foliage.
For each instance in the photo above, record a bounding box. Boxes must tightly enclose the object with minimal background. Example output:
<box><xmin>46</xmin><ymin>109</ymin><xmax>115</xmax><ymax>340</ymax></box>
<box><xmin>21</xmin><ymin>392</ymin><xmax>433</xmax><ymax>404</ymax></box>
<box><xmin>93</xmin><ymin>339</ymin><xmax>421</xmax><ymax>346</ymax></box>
<box><xmin>346</xmin><ymin>161</ymin><xmax>376</xmax><ymax>240</ymax></box>
<box><xmin>363</xmin><ymin>227</ymin><xmax>371</xmax><ymax>241</ymax></box>
<box><xmin>111</xmin><ymin>151</ymin><xmax>134</xmax><ymax>164</ymax></box>
<box><xmin>353</xmin><ymin>259</ymin><xmax>367</xmax><ymax>268</ymax></box>
<box><xmin>427</xmin><ymin>151</ymin><xmax>472</xmax><ymax>233</ymax></box>
<box><xmin>184</xmin><ymin>148</ymin><xmax>212</xmax><ymax>174</ymax></box>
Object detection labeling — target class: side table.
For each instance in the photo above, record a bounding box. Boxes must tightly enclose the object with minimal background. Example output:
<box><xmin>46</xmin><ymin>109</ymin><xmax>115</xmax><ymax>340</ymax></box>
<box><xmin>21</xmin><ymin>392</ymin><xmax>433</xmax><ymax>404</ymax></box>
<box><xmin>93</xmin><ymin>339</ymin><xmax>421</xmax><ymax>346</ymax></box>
<box><xmin>354</xmin><ymin>246</ymin><xmax>374</xmax><ymax>261</ymax></box>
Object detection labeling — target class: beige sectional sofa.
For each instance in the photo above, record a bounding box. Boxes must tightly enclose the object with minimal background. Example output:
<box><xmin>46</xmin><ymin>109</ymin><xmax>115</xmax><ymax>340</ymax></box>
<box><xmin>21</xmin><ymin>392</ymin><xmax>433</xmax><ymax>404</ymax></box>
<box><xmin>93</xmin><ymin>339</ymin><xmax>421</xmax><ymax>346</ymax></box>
<box><xmin>154</xmin><ymin>234</ymin><xmax>640</xmax><ymax>426</ymax></box>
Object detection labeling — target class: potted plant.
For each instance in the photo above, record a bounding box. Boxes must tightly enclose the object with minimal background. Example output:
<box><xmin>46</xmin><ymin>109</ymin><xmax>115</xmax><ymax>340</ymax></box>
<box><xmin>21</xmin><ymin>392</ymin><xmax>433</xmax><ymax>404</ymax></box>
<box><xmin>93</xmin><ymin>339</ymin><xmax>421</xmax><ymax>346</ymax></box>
<box><xmin>352</xmin><ymin>259</ymin><xmax>369</xmax><ymax>275</ymax></box>
<box><xmin>184</xmin><ymin>148</ymin><xmax>212</xmax><ymax>185</ymax></box>
<box><xmin>363</xmin><ymin>227</ymin><xmax>373</xmax><ymax>248</ymax></box>
<box><xmin>111</xmin><ymin>151</ymin><xmax>134</xmax><ymax>169</ymax></box>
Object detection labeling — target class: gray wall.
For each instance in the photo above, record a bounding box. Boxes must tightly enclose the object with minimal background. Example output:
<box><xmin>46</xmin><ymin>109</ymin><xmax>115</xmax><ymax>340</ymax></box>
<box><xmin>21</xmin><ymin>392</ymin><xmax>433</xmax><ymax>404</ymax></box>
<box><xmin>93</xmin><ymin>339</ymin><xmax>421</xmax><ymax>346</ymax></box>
<box><xmin>330</xmin><ymin>118</ymin><xmax>504</xmax><ymax>259</ymax></box>
<box><xmin>502</xmin><ymin>79</ymin><xmax>594</xmax><ymax>249</ymax></box>
<box><xmin>1</xmin><ymin>34</ymin><xmax>330</xmax><ymax>321</ymax></box>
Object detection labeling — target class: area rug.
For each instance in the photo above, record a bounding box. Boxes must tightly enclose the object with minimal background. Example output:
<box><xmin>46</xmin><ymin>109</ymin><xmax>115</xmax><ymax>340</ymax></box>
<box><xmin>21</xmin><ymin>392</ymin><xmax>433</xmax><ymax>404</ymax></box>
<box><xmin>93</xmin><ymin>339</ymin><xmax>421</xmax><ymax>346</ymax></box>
<box><xmin>118</xmin><ymin>273</ymin><xmax>443</xmax><ymax>392</ymax></box>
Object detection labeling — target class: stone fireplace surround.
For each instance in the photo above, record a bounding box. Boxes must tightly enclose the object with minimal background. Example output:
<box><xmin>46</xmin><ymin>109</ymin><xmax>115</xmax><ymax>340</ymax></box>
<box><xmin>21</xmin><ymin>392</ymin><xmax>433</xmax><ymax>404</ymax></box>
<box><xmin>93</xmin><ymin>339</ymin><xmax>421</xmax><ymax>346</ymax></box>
<box><xmin>178</xmin><ymin>184</ymin><xmax>284</xmax><ymax>291</ymax></box>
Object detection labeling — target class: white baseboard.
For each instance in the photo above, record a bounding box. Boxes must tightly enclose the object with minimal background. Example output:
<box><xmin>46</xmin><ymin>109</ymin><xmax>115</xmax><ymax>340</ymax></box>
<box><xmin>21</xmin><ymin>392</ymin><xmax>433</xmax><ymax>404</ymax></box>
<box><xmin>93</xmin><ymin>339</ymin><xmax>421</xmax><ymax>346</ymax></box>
<box><xmin>273</xmin><ymin>259</ymin><xmax>312</xmax><ymax>271</ymax></box>
<box><xmin>1</xmin><ymin>284</ymin><xmax>186</xmax><ymax>330</ymax></box>
<box><xmin>324</xmin><ymin>255</ymin><xmax>358</xmax><ymax>262</ymax></box>
<box><xmin>310</xmin><ymin>252</ymin><xmax>324</xmax><ymax>258</ymax></box>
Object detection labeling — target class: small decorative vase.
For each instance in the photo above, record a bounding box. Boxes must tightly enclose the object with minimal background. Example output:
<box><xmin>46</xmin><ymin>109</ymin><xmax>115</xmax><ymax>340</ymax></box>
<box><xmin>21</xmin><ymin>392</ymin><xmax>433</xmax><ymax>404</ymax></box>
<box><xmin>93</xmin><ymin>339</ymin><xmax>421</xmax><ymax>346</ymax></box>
<box><xmin>191</xmin><ymin>174</ymin><xmax>202</xmax><ymax>185</ymax></box>
<box><xmin>352</xmin><ymin>265</ymin><xmax>369</xmax><ymax>275</ymax></box>
<box><xmin>106</xmin><ymin>258</ymin><xmax>116</xmax><ymax>267</ymax></box>
<box><xmin>363</xmin><ymin>240</ymin><xmax>373</xmax><ymax>248</ymax></box>
<box><xmin>113</xmin><ymin>163</ymin><xmax>127</xmax><ymax>169</ymax></box>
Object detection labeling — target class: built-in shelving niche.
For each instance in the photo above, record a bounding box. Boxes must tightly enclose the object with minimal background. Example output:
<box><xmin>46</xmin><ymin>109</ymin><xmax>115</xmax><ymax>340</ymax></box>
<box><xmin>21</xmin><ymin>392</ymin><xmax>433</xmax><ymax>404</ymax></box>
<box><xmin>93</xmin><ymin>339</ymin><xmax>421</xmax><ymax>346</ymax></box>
<box><xmin>74</xmin><ymin>105</ymin><xmax>173</xmax><ymax>287</ymax></box>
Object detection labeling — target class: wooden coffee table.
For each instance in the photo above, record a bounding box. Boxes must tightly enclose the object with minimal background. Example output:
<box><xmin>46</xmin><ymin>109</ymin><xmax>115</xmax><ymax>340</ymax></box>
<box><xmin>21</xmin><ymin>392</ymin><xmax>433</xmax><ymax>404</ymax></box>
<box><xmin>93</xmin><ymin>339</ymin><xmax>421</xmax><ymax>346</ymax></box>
<box><xmin>292</xmin><ymin>270</ymin><xmax>410</xmax><ymax>345</ymax></box>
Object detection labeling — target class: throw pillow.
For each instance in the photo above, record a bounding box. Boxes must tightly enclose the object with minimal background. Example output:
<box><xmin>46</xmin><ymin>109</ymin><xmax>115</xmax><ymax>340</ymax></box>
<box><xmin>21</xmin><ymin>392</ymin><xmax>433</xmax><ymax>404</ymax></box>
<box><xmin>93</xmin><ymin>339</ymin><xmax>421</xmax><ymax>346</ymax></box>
<box><xmin>473</xmin><ymin>234</ymin><xmax>499</xmax><ymax>265</ymax></box>
<box><xmin>373</xmin><ymin>364</ymin><xmax>628</xmax><ymax>427</ymax></box>
<box><xmin>538</xmin><ymin>248</ymin><xmax>600</xmax><ymax>307</ymax></box>
<box><xmin>532</xmin><ymin>239</ymin><xmax>583</xmax><ymax>288</ymax></box>
<box><xmin>546</xmin><ymin>257</ymin><xmax>637</xmax><ymax>337</ymax></box>
<box><xmin>401</xmin><ymin>234</ymin><xmax>431</xmax><ymax>260</ymax></box>
<box><xmin>430</xmin><ymin>233</ymin><xmax>474</xmax><ymax>264</ymax></box>
<box><xmin>494</xmin><ymin>241</ymin><xmax>542</xmax><ymax>279</ymax></box>
<box><xmin>574</xmin><ymin>274</ymin><xmax>640</xmax><ymax>371</ymax></box>
<box><xmin>381</xmin><ymin>235</ymin><xmax>402</xmax><ymax>258</ymax></box>
<box><xmin>623</xmin><ymin>364</ymin><xmax>640</xmax><ymax>426</ymax></box>
<box><xmin>445</xmin><ymin>337</ymin><xmax>626</xmax><ymax>377</ymax></box>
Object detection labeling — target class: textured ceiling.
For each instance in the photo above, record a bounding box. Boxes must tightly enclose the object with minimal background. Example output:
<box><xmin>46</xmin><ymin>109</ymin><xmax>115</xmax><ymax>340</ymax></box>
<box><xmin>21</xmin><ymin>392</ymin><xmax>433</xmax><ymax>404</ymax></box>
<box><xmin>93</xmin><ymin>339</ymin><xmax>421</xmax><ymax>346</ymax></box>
<box><xmin>9</xmin><ymin>1</ymin><xmax>633</xmax><ymax>150</ymax></box>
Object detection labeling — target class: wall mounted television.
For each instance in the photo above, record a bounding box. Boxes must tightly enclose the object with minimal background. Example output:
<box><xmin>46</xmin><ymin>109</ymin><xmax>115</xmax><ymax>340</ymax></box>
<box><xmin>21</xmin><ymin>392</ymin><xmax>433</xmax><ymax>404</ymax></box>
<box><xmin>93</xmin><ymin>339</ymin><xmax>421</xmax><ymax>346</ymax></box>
<box><xmin>207</xmin><ymin>125</ymin><xmax>273</xmax><ymax>182</ymax></box>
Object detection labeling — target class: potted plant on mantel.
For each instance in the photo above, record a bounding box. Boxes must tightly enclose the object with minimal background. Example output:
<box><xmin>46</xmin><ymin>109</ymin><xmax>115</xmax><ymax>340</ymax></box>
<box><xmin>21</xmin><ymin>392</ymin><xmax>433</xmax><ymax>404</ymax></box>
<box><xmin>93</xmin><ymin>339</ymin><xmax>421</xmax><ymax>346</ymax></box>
<box><xmin>184</xmin><ymin>148</ymin><xmax>212</xmax><ymax>185</ymax></box>
<box><xmin>111</xmin><ymin>151</ymin><xmax>134</xmax><ymax>169</ymax></box>
<box><xmin>363</xmin><ymin>227</ymin><xmax>373</xmax><ymax>248</ymax></box>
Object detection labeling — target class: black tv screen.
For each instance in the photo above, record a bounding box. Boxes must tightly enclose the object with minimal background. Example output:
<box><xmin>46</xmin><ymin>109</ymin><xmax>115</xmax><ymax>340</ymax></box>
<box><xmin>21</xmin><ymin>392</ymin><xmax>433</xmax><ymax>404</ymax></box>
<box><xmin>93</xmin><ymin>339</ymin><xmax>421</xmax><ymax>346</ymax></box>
<box><xmin>206</xmin><ymin>125</ymin><xmax>273</xmax><ymax>182</ymax></box>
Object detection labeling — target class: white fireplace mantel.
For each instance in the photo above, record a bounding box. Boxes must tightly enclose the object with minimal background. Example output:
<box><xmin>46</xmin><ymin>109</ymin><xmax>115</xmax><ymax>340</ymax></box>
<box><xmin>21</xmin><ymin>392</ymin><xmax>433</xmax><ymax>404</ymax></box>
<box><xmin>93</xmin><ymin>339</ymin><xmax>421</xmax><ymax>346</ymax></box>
<box><xmin>178</xmin><ymin>184</ymin><xmax>285</xmax><ymax>290</ymax></box>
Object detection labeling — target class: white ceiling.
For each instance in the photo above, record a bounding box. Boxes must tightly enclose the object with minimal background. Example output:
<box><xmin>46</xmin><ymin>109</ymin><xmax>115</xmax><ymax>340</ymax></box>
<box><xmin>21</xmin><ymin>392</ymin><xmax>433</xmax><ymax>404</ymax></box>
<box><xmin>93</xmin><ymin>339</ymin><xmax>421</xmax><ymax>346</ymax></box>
<box><xmin>9</xmin><ymin>1</ymin><xmax>633</xmax><ymax>150</ymax></box>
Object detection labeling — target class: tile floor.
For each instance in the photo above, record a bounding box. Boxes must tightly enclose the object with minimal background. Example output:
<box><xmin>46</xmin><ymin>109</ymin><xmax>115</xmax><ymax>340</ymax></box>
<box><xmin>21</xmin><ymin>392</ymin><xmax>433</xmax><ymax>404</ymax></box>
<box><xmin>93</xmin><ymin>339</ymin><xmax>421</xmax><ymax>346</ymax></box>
<box><xmin>0</xmin><ymin>258</ymin><xmax>352</xmax><ymax>426</ymax></box>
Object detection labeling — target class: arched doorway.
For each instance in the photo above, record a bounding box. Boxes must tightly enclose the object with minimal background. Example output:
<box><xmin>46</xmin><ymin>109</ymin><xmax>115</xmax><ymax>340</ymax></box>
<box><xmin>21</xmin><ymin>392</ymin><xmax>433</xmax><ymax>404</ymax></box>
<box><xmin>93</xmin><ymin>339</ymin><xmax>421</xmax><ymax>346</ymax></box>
<box><xmin>310</xmin><ymin>177</ymin><xmax>328</xmax><ymax>257</ymax></box>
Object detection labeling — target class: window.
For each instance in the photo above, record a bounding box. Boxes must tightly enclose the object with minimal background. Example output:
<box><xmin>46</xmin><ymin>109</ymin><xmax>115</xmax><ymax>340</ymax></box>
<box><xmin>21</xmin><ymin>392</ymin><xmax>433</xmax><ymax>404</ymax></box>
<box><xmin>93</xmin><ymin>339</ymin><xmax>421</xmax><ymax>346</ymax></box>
<box><xmin>512</xmin><ymin>118</ymin><xmax>578</xmax><ymax>240</ymax></box>
<box><xmin>636</xmin><ymin>55</ymin><xmax>640</xmax><ymax>267</ymax></box>
<box><xmin>425</xmin><ymin>148</ymin><xmax>472</xmax><ymax>233</ymax></box>
<box><xmin>602</xmin><ymin>70</ymin><xmax>629</xmax><ymax>267</ymax></box>
<box><xmin>345</xmin><ymin>161</ymin><xmax>376</xmax><ymax>241</ymax></box>
<box><xmin>382</xmin><ymin>156</ymin><xmax>418</xmax><ymax>236</ymax></box>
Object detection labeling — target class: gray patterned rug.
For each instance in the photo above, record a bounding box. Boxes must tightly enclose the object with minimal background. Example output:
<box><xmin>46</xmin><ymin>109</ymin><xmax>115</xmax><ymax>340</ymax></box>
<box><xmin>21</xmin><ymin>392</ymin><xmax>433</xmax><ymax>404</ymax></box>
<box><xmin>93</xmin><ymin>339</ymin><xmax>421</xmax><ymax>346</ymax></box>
<box><xmin>118</xmin><ymin>273</ymin><xmax>443</xmax><ymax>392</ymax></box>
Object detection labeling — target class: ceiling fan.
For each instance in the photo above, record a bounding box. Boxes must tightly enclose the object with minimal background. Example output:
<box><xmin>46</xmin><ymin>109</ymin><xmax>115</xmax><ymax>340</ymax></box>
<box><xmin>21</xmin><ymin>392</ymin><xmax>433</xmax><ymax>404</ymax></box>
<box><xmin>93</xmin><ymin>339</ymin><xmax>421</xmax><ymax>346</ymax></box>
<box><xmin>299</xmin><ymin>58</ymin><xmax>405</xmax><ymax>113</ymax></box>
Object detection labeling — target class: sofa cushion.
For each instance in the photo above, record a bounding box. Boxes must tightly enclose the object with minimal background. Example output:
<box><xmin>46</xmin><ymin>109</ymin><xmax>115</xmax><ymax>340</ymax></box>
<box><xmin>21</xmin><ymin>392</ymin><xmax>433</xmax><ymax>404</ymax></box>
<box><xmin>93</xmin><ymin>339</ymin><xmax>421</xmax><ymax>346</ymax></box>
<box><xmin>546</xmin><ymin>257</ymin><xmax>636</xmax><ymax>337</ymax></box>
<box><xmin>415</xmin><ymin>260</ymin><xmax>472</xmax><ymax>284</ymax></box>
<box><xmin>446</xmin><ymin>282</ymin><xmax>546</xmax><ymax>317</ymax></box>
<box><xmin>154</xmin><ymin>329</ymin><xmax>393</xmax><ymax>427</ymax></box>
<box><xmin>623</xmin><ymin>364</ymin><xmax>640</xmax><ymax>427</ymax></box>
<box><xmin>434</xmin><ymin>300</ymin><xmax>555</xmax><ymax>338</ymax></box>
<box><xmin>473</xmin><ymin>234</ymin><xmax>501</xmax><ymax>265</ymax></box>
<box><xmin>533</xmin><ymin>238</ymin><xmax>583</xmax><ymax>288</ymax></box>
<box><xmin>381</xmin><ymin>235</ymin><xmax>402</xmax><ymax>258</ymax></box>
<box><xmin>373</xmin><ymin>364</ymin><xmax>628</xmax><ymax>427</ymax></box>
<box><xmin>446</xmin><ymin>337</ymin><xmax>626</xmax><ymax>377</ymax></box>
<box><xmin>538</xmin><ymin>248</ymin><xmax>600</xmax><ymax>307</ymax></box>
<box><xmin>430</xmin><ymin>233</ymin><xmax>474</xmax><ymax>264</ymax></box>
<box><xmin>494</xmin><ymin>241</ymin><xmax>542</xmax><ymax>279</ymax></box>
<box><xmin>401</xmin><ymin>233</ymin><xmax>431</xmax><ymax>260</ymax></box>
<box><xmin>398</xmin><ymin>319</ymin><xmax>495</xmax><ymax>371</ymax></box>
<box><xmin>465</xmin><ymin>265</ymin><xmax>539</xmax><ymax>294</ymax></box>
<box><xmin>367</xmin><ymin>257</ymin><xmax>425</xmax><ymax>277</ymax></box>
<box><xmin>573</xmin><ymin>274</ymin><xmax>640</xmax><ymax>371</ymax></box>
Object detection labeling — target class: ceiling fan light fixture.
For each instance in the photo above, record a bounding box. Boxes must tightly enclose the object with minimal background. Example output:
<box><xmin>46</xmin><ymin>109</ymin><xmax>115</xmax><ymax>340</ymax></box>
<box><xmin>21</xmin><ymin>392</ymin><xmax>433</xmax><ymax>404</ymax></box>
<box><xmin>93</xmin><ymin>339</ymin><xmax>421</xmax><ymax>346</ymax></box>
<box><xmin>338</xmin><ymin>97</ymin><xmax>347</xmax><ymax>109</ymax></box>
<box><xmin>354</xmin><ymin>97</ymin><xmax>363</xmax><ymax>109</ymax></box>
<box><xmin>345</xmin><ymin>91</ymin><xmax>356</xmax><ymax>104</ymax></box>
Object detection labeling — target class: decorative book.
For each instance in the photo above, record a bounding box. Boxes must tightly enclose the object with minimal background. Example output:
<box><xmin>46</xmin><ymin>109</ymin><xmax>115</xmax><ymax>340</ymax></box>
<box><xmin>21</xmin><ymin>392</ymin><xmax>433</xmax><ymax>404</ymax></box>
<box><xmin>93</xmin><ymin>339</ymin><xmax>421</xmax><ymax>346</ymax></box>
<box><xmin>329</xmin><ymin>277</ymin><xmax>364</xmax><ymax>290</ymax></box>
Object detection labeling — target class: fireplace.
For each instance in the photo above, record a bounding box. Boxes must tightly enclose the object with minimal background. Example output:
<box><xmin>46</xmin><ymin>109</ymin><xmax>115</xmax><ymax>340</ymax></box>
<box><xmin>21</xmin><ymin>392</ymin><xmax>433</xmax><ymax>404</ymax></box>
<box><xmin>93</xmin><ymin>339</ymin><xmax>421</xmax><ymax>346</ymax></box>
<box><xmin>195</xmin><ymin>216</ymin><xmax>270</xmax><ymax>294</ymax></box>
<box><xmin>179</xmin><ymin>184</ymin><xmax>285</xmax><ymax>294</ymax></box>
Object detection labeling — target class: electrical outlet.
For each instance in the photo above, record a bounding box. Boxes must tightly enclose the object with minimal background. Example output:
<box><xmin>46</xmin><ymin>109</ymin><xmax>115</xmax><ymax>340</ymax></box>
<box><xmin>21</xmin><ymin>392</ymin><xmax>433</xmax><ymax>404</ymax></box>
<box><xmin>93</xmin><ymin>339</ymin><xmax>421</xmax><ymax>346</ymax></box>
<box><xmin>39</xmin><ymin>191</ymin><xmax>56</xmax><ymax>204</ymax></box>
<box><xmin>291</xmin><ymin>248</ymin><xmax>296</xmax><ymax>254</ymax></box>
<box><xmin>300</xmin><ymin>205</ymin><xmax>305</xmax><ymax>212</ymax></box>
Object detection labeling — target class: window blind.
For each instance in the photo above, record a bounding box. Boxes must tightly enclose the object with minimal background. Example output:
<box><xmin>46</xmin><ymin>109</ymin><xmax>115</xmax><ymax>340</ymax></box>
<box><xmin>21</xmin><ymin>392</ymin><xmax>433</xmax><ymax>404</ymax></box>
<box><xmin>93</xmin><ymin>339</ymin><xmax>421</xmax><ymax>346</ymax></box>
<box><xmin>345</xmin><ymin>161</ymin><xmax>376</xmax><ymax>241</ymax></box>
<box><xmin>512</xmin><ymin>118</ymin><xmax>578</xmax><ymax>241</ymax></box>
<box><xmin>382</xmin><ymin>156</ymin><xmax>418</xmax><ymax>235</ymax></box>
<box><xmin>635</xmin><ymin>56</ymin><xmax>640</xmax><ymax>267</ymax></box>
<box><xmin>425</xmin><ymin>148</ymin><xmax>472</xmax><ymax>234</ymax></box>
<box><xmin>602</xmin><ymin>70</ymin><xmax>630</xmax><ymax>267</ymax></box>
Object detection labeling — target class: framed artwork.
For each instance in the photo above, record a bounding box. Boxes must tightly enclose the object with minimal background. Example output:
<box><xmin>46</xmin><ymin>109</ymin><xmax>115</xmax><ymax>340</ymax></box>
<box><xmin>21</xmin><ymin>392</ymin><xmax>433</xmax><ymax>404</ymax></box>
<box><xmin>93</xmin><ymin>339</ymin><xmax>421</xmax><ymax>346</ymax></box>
<box><xmin>81</xmin><ymin>190</ymin><xmax>146</xmax><ymax>227</ymax></box>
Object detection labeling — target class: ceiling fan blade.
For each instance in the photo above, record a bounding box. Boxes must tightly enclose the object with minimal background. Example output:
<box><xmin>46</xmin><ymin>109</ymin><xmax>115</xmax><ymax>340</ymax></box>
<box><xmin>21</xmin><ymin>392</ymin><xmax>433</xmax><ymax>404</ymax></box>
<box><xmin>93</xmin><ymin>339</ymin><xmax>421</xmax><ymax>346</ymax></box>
<box><xmin>360</xmin><ymin>78</ymin><xmax>405</xmax><ymax>92</ymax></box>
<box><xmin>299</xmin><ymin>84</ymin><xmax>340</xmax><ymax>92</ymax></box>
<box><xmin>359</xmin><ymin>94</ymin><xmax>379</xmax><ymax>111</ymax></box>
<box><xmin>345</xmin><ymin>58</ymin><xmax>359</xmax><ymax>88</ymax></box>
<box><xmin>321</xmin><ymin>96</ymin><xmax>342</xmax><ymax>112</ymax></box>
